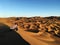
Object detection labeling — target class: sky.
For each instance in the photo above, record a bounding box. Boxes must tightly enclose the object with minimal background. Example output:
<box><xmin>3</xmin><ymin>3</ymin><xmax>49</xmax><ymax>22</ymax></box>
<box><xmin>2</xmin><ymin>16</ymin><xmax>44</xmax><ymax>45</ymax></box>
<box><xmin>0</xmin><ymin>0</ymin><xmax>60</xmax><ymax>17</ymax></box>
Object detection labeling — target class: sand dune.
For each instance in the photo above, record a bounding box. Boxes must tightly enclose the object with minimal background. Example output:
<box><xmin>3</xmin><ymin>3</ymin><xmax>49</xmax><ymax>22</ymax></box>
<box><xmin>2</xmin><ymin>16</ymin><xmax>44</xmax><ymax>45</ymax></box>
<box><xmin>0</xmin><ymin>16</ymin><xmax>60</xmax><ymax>45</ymax></box>
<box><xmin>17</xmin><ymin>27</ymin><xmax>60</xmax><ymax>45</ymax></box>
<box><xmin>0</xmin><ymin>23</ymin><xmax>30</xmax><ymax>45</ymax></box>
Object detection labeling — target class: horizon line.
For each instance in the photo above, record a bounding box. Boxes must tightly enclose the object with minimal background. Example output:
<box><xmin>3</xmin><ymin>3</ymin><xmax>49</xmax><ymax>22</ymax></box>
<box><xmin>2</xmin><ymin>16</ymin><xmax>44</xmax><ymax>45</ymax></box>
<box><xmin>0</xmin><ymin>16</ymin><xmax>60</xmax><ymax>18</ymax></box>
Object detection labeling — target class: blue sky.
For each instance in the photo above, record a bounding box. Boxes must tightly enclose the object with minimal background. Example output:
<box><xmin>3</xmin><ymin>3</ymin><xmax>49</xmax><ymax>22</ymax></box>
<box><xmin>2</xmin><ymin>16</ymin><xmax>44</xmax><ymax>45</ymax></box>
<box><xmin>0</xmin><ymin>0</ymin><xmax>60</xmax><ymax>17</ymax></box>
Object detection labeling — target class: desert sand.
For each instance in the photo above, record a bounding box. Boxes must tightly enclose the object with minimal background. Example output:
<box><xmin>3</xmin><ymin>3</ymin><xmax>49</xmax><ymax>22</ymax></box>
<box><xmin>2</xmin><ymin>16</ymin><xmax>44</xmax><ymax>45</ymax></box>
<box><xmin>0</xmin><ymin>16</ymin><xmax>60</xmax><ymax>45</ymax></box>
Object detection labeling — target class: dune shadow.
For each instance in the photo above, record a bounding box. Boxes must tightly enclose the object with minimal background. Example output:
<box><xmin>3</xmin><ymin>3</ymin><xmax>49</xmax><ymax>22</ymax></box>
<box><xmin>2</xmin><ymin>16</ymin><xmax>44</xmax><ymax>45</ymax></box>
<box><xmin>25</xmin><ymin>30</ymin><xmax>39</xmax><ymax>33</ymax></box>
<box><xmin>0</xmin><ymin>23</ymin><xmax>30</xmax><ymax>45</ymax></box>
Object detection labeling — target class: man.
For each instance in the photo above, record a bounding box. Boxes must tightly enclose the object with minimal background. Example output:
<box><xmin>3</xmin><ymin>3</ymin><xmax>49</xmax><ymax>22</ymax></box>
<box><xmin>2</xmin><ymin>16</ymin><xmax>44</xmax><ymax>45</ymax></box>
<box><xmin>10</xmin><ymin>23</ymin><xmax>18</xmax><ymax>31</ymax></box>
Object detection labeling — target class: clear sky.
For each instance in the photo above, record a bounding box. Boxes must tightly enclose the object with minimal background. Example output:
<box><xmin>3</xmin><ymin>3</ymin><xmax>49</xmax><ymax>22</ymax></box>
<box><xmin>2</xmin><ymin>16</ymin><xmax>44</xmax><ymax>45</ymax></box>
<box><xmin>0</xmin><ymin>0</ymin><xmax>60</xmax><ymax>17</ymax></box>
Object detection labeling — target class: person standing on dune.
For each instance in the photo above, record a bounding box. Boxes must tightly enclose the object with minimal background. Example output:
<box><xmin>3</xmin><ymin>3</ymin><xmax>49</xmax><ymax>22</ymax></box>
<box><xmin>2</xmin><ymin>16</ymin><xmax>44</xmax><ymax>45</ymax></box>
<box><xmin>10</xmin><ymin>23</ymin><xmax>18</xmax><ymax>31</ymax></box>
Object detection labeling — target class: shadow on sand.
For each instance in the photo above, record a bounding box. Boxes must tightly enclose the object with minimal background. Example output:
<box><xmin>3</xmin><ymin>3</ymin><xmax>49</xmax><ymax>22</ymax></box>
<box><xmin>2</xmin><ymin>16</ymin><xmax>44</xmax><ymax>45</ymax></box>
<box><xmin>0</xmin><ymin>23</ymin><xmax>30</xmax><ymax>45</ymax></box>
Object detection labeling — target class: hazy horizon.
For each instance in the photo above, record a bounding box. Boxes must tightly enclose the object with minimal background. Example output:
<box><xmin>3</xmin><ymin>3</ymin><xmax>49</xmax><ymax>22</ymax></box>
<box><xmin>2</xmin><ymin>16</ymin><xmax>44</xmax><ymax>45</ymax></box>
<box><xmin>0</xmin><ymin>0</ymin><xmax>60</xmax><ymax>17</ymax></box>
